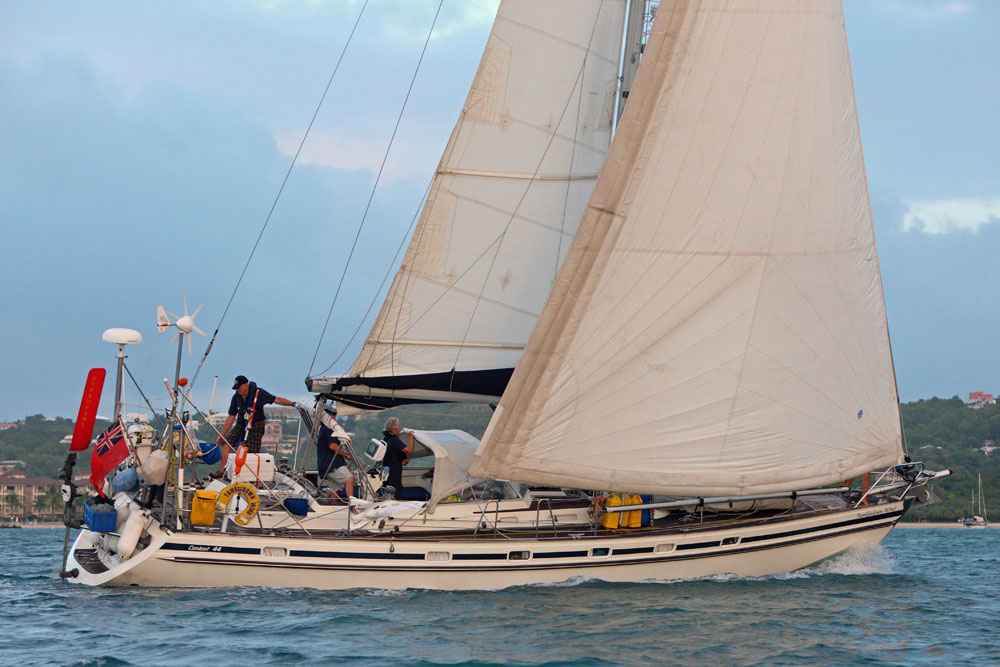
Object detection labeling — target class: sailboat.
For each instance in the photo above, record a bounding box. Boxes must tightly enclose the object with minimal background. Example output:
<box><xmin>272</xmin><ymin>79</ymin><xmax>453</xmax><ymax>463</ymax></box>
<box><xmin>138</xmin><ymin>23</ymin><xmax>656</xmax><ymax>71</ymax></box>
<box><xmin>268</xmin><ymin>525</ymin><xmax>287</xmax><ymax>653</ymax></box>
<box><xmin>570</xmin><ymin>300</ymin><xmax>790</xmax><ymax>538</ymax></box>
<box><xmin>64</xmin><ymin>0</ymin><xmax>950</xmax><ymax>590</ymax></box>
<box><xmin>961</xmin><ymin>474</ymin><xmax>988</xmax><ymax>529</ymax></box>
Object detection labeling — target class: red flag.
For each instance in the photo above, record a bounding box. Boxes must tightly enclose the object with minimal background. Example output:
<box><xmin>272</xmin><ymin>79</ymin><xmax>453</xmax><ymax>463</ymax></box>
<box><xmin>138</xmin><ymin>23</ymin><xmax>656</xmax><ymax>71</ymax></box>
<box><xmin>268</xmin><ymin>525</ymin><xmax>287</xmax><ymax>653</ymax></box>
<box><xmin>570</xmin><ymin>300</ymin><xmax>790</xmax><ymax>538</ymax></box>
<box><xmin>71</xmin><ymin>368</ymin><xmax>106</xmax><ymax>452</ymax></box>
<box><xmin>90</xmin><ymin>420</ymin><xmax>129</xmax><ymax>493</ymax></box>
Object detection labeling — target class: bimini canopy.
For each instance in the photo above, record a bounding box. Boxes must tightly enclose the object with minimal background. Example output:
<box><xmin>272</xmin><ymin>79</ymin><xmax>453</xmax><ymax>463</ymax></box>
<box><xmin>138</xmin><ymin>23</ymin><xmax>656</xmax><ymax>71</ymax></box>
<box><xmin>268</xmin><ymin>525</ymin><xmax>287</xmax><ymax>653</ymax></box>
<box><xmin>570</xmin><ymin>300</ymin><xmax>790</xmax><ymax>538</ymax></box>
<box><xmin>408</xmin><ymin>429</ymin><xmax>484</xmax><ymax>512</ymax></box>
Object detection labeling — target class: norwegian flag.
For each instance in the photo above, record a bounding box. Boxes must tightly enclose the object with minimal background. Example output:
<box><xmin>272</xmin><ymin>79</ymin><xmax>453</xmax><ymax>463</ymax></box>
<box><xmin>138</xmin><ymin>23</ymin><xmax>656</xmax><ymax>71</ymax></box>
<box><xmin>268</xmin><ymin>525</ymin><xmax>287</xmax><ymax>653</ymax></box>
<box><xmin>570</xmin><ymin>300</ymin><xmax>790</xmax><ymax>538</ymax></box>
<box><xmin>90</xmin><ymin>420</ymin><xmax>129</xmax><ymax>495</ymax></box>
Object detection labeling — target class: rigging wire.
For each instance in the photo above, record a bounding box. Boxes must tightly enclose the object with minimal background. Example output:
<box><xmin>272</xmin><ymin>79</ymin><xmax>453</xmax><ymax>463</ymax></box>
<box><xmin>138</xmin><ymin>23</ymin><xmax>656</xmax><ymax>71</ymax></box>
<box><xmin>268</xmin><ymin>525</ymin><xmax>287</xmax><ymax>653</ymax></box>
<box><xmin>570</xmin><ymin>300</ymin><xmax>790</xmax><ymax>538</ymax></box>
<box><xmin>122</xmin><ymin>362</ymin><xmax>168</xmax><ymax>430</ymax></box>
<box><xmin>447</xmin><ymin>6</ymin><xmax>609</xmax><ymax>374</ymax></box>
<box><xmin>188</xmin><ymin>0</ymin><xmax>371</xmax><ymax>390</ymax></box>
<box><xmin>312</xmin><ymin>177</ymin><xmax>431</xmax><ymax>377</ymax></box>
<box><xmin>307</xmin><ymin>0</ymin><xmax>446</xmax><ymax>379</ymax></box>
<box><xmin>335</xmin><ymin>4</ymin><xmax>611</xmax><ymax>384</ymax></box>
<box><xmin>370</xmin><ymin>112</ymin><xmax>469</xmax><ymax>378</ymax></box>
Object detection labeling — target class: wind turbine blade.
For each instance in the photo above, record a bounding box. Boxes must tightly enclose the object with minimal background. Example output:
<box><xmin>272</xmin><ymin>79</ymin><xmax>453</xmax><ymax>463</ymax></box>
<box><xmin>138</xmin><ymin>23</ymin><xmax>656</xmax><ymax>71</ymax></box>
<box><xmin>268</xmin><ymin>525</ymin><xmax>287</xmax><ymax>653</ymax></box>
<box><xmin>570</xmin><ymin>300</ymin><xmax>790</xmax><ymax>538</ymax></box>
<box><xmin>183</xmin><ymin>293</ymin><xmax>189</xmax><ymax>316</ymax></box>
<box><xmin>167</xmin><ymin>311</ymin><xmax>179</xmax><ymax>320</ymax></box>
<box><xmin>192</xmin><ymin>325</ymin><xmax>207</xmax><ymax>337</ymax></box>
<box><xmin>170</xmin><ymin>333</ymin><xmax>179</xmax><ymax>346</ymax></box>
<box><xmin>187</xmin><ymin>334</ymin><xmax>193</xmax><ymax>357</ymax></box>
<box><xmin>156</xmin><ymin>305</ymin><xmax>171</xmax><ymax>334</ymax></box>
<box><xmin>192</xmin><ymin>303</ymin><xmax>204</xmax><ymax>318</ymax></box>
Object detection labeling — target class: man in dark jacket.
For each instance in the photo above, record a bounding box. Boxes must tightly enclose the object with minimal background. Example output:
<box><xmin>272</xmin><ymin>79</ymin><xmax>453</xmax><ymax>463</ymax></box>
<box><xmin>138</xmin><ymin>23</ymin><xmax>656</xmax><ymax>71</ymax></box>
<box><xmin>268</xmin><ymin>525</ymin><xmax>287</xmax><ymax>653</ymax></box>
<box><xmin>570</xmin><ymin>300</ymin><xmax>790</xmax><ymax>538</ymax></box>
<box><xmin>211</xmin><ymin>375</ymin><xmax>295</xmax><ymax>479</ymax></box>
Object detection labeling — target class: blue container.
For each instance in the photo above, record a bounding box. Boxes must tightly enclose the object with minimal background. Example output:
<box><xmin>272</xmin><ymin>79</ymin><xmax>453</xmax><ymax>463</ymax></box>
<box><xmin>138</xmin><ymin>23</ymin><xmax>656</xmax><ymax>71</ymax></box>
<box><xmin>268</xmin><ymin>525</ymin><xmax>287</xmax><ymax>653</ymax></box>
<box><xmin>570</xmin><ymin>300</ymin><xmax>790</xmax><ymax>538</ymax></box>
<box><xmin>112</xmin><ymin>468</ymin><xmax>139</xmax><ymax>493</ymax></box>
<box><xmin>640</xmin><ymin>494</ymin><xmax>652</xmax><ymax>527</ymax></box>
<box><xmin>199</xmin><ymin>441</ymin><xmax>221</xmax><ymax>465</ymax></box>
<box><xmin>83</xmin><ymin>499</ymin><xmax>117</xmax><ymax>533</ymax></box>
<box><xmin>283</xmin><ymin>497</ymin><xmax>309</xmax><ymax>516</ymax></box>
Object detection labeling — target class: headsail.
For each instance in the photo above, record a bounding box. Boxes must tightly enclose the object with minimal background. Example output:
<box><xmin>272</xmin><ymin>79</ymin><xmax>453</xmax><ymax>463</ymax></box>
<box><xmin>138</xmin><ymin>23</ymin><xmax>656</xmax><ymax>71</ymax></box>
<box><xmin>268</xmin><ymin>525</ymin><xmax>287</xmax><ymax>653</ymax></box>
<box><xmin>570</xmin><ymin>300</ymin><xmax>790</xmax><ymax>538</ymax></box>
<box><xmin>311</xmin><ymin>0</ymin><xmax>627</xmax><ymax>410</ymax></box>
<box><xmin>470</xmin><ymin>0</ymin><xmax>905</xmax><ymax>496</ymax></box>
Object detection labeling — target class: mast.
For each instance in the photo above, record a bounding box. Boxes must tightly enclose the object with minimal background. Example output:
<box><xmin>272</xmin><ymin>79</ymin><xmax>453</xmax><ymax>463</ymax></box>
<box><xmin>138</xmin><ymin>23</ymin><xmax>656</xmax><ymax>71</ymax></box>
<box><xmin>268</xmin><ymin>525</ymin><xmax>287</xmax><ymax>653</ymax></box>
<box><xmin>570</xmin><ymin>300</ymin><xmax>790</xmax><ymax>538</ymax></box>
<box><xmin>617</xmin><ymin>0</ymin><xmax>652</xmax><ymax>123</ymax></box>
<box><xmin>979</xmin><ymin>473</ymin><xmax>986</xmax><ymax>518</ymax></box>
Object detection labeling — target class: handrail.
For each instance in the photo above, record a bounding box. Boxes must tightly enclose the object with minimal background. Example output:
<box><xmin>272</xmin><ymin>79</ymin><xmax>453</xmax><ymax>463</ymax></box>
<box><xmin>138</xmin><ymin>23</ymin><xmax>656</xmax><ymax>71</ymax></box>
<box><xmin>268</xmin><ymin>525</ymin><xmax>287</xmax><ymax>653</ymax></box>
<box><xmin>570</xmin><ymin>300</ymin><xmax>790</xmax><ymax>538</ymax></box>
<box><xmin>535</xmin><ymin>498</ymin><xmax>557</xmax><ymax>538</ymax></box>
<box><xmin>603</xmin><ymin>486</ymin><xmax>850</xmax><ymax>513</ymax></box>
<box><xmin>473</xmin><ymin>499</ymin><xmax>501</xmax><ymax>537</ymax></box>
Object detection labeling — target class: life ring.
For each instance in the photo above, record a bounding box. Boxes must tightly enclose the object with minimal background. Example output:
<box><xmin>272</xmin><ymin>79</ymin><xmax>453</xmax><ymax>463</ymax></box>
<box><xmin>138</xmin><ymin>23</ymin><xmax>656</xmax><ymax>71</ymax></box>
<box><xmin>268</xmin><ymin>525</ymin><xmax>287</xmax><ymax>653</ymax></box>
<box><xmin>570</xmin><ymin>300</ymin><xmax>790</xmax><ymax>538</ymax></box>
<box><xmin>215</xmin><ymin>482</ymin><xmax>259</xmax><ymax>526</ymax></box>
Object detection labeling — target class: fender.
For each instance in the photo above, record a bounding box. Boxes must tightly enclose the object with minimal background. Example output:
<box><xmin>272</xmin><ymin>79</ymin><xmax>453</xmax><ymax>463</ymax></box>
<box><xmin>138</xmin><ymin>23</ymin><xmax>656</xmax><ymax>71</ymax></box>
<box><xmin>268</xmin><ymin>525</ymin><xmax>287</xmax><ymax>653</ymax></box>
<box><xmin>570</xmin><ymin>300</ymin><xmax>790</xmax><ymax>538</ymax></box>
<box><xmin>234</xmin><ymin>444</ymin><xmax>248</xmax><ymax>477</ymax></box>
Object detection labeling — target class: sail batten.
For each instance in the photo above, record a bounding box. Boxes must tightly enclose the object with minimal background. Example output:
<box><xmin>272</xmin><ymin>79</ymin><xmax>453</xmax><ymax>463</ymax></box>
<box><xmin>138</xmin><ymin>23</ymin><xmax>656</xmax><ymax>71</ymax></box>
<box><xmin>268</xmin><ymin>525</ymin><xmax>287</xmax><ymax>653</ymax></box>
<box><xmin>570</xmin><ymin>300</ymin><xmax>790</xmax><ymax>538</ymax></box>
<box><xmin>469</xmin><ymin>0</ymin><xmax>904</xmax><ymax>496</ymax></box>
<box><xmin>321</xmin><ymin>0</ymin><xmax>628</xmax><ymax>404</ymax></box>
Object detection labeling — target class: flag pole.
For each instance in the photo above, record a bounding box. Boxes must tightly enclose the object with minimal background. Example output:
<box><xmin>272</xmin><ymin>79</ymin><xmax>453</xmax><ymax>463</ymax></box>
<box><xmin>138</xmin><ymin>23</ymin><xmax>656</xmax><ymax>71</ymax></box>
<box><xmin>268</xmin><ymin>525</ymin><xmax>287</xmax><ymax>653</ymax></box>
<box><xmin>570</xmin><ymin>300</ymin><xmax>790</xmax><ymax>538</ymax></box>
<box><xmin>59</xmin><ymin>367</ymin><xmax>106</xmax><ymax>580</ymax></box>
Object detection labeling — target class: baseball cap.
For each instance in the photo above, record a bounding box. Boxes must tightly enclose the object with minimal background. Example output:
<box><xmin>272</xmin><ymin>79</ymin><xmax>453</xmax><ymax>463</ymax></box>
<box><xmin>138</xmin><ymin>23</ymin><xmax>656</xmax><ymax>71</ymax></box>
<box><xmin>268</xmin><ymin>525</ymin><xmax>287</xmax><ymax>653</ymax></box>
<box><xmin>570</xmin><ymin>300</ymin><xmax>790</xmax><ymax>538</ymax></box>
<box><xmin>232</xmin><ymin>375</ymin><xmax>249</xmax><ymax>389</ymax></box>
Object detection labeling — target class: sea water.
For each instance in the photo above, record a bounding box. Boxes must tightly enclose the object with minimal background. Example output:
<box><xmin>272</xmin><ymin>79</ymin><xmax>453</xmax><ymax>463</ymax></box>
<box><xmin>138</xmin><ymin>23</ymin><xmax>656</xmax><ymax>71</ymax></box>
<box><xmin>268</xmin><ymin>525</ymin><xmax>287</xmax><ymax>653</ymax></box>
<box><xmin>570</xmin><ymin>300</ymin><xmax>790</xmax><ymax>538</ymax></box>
<box><xmin>1</xmin><ymin>527</ymin><xmax>997</xmax><ymax>665</ymax></box>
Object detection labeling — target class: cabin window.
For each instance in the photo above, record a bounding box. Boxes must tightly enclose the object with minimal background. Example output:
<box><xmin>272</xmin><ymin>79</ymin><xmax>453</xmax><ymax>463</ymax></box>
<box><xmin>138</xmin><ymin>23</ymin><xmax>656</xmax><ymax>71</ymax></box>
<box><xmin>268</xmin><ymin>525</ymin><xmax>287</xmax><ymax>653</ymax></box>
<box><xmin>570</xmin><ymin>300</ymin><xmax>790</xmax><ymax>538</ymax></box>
<box><xmin>590</xmin><ymin>547</ymin><xmax>610</xmax><ymax>557</ymax></box>
<box><xmin>721</xmin><ymin>536</ymin><xmax>740</xmax><ymax>546</ymax></box>
<box><xmin>655</xmin><ymin>543</ymin><xmax>675</xmax><ymax>553</ymax></box>
<box><xmin>508</xmin><ymin>550</ymin><xmax>530</xmax><ymax>560</ymax></box>
<box><xmin>425</xmin><ymin>551</ymin><xmax>450</xmax><ymax>562</ymax></box>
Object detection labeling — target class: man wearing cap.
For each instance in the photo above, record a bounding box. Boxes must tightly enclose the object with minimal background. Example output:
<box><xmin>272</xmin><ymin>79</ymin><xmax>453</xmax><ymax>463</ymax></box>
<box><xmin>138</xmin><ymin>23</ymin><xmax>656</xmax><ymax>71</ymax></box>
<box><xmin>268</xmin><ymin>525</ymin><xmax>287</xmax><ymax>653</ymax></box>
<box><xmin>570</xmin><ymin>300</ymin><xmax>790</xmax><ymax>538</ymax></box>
<box><xmin>315</xmin><ymin>404</ymin><xmax>355</xmax><ymax>500</ymax></box>
<box><xmin>211</xmin><ymin>375</ymin><xmax>296</xmax><ymax>479</ymax></box>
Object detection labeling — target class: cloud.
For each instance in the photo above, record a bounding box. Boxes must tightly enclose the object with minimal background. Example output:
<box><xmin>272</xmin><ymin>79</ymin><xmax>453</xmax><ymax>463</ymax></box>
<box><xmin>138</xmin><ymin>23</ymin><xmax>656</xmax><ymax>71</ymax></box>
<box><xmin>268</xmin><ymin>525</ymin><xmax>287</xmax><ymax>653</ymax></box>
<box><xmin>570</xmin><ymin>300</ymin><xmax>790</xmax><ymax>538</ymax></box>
<box><xmin>380</xmin><ymin>0</ymin><xmax>500</xmax><ymax>44</ymax></box>
<box><xmin>874</xmin><ymin>0</ymin><xmax>971</xmax><ymax>20</ymax></box>
<box><xmin>274</xmin><ymin>127</ymin><xmax>445</xmax><ymax>183</ymax></box>
<box><xmin>901</xmin><ymin>198</ymin><xmax>1000</xmax><ymax>234</ymax></box>
<box><xmin>0</xmin><ymin>49</ymin><xmax>418</xmax><ymax>418</ymax></box>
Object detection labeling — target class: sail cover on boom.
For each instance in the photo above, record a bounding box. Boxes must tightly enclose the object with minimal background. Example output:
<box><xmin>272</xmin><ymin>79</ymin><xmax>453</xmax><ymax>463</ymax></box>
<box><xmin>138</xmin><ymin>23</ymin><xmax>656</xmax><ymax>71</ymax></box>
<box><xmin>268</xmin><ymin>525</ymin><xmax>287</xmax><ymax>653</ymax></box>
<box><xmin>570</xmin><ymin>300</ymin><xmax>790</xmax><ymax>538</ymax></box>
<box><xmin>311</xmin><ymin>0</ymin><xmax>627</xmax><ymax>410</ymax></box>
<box><xmin>470</xmin><ymin>0</ymin><xmax>906</xmax><ymax>497</ymax></box>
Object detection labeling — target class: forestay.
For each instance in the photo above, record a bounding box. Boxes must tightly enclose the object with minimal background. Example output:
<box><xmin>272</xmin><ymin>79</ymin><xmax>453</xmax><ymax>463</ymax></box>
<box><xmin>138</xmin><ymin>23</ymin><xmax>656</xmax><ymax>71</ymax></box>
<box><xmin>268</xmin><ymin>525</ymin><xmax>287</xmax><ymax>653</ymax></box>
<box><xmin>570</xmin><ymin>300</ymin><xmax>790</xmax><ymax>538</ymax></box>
<box><xmin>318</xmin><ymin>0</ymin><xmax>626</xmax><ymax>409</ymax></box>
<box><xmin>470</xmin><ymin>0</ymin><xmax>905</xmax><ymax>497</ymax></box>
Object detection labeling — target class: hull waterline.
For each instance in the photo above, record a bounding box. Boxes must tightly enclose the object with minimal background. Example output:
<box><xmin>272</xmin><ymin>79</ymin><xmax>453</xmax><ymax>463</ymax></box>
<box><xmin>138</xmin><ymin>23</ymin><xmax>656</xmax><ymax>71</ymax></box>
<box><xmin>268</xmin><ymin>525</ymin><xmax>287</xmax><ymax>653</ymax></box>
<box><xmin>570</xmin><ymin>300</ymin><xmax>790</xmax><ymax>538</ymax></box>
<box><xmin>66</xmin><ymin>500</ymin><xmax>905</xmax><ymax>590</ymax></box>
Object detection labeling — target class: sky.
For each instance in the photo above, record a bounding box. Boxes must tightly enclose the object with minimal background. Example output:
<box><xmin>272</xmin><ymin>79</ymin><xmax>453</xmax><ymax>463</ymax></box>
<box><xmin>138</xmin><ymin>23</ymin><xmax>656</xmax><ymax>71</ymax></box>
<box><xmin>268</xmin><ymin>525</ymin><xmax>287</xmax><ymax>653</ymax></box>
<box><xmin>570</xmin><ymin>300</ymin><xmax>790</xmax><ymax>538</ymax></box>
<box><xmin>0</xmin><ymin>0</ymin><xmax>997</xmax><ymax>421</ymax></box>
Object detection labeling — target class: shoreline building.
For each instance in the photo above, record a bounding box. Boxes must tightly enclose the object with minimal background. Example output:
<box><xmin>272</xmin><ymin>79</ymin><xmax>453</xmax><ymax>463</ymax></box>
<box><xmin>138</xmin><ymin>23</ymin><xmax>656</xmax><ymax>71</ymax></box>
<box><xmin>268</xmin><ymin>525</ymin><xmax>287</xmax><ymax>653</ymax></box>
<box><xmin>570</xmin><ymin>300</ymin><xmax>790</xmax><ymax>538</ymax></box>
<box><xmin>968</xmin><ymin>392</ymin><xmax>996</xmax><ymax>409</ymax></box>
<box><xmin>0</xmin><ymin>470</ymin><xmax>61</xmax><ymax>520</ymax></box>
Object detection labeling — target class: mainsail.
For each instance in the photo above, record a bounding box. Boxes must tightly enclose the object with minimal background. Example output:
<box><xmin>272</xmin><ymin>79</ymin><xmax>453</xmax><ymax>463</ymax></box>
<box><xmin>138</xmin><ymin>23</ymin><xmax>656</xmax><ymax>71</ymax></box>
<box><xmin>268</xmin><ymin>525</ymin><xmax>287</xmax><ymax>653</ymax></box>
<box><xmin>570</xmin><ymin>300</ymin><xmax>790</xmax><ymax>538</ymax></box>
<box><xmin>314</xmin><ymin>0</ymin><xmax>627</xmax><ymax>410</ymax></box>
<box><xmin>470</xmin><ymin>0</ymin><xmax>905</xmax><ymax>496</ymax></box>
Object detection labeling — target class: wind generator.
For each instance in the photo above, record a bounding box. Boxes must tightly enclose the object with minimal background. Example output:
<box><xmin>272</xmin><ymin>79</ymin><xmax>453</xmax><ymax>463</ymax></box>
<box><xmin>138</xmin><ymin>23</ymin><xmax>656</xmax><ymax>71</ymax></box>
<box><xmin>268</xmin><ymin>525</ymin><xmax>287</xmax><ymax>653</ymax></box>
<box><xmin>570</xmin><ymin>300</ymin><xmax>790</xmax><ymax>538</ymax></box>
<box><xmin>157</xmin><ymin>295</ymin><xmax>206</xmax><ymax>388</ymax></box>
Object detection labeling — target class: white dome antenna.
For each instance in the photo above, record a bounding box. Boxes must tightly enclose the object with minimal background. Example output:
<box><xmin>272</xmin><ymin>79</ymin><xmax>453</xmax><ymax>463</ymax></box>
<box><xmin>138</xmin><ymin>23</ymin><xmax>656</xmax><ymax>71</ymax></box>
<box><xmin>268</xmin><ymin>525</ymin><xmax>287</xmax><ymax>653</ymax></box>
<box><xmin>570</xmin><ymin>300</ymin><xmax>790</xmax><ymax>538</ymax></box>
<box><xmin>102</xmin><ymin>328</ymin><xmax>142</xmax><ymax>420</ymax></box>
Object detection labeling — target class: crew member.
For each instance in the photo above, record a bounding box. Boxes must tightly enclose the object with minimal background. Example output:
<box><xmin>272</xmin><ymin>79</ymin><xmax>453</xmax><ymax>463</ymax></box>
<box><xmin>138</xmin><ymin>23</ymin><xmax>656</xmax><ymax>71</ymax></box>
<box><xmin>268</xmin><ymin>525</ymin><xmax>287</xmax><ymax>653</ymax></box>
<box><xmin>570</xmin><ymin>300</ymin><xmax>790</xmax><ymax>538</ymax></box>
<box><xmin>382</xmin><ymin>416</ymin><xmax>429</xmax><ymax>500</ymax></box>
<box><xmin>212</xmin><ymin>375</ymin><xmax>295</xmax><ymax>479</ymax></box>
<box><xmin>316</xmin><ymin>404</ymin><xmax>355</xmax><ymax>499</ymax></box>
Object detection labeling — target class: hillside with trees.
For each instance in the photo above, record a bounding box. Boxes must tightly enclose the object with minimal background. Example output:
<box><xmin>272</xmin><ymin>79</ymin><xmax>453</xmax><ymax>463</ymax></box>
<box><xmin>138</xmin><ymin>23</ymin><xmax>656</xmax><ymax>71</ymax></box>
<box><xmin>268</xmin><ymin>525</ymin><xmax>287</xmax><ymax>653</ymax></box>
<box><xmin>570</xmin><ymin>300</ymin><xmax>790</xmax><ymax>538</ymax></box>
<box><xmin>900</xmin><ymin>397</ymin><xmax>998</xmax><ymax>522</ymax></box>
<box><xmin>0</xmin><ymin>415</ymin><xmax>110</xmax><ymax>478</ymax></box>
<box><xmin>2</xmin><ymin>399</ymin><xmax>995</xmax><ymax>522</ymax></box>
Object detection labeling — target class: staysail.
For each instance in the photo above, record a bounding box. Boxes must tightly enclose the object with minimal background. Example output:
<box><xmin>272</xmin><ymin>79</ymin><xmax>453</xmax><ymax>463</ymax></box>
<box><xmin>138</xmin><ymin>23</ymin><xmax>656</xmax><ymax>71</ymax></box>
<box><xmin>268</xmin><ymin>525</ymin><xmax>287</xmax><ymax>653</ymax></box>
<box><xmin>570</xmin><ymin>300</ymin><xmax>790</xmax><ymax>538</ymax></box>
<box><xmin>470</xmin><ymin>0</ymin><xmax>905</xmax><ymax>496</ymax></box>
<box><xmin>313</xmin><ymin>0</ymin><xmax>627</xmax><ymax>410</ymax></box>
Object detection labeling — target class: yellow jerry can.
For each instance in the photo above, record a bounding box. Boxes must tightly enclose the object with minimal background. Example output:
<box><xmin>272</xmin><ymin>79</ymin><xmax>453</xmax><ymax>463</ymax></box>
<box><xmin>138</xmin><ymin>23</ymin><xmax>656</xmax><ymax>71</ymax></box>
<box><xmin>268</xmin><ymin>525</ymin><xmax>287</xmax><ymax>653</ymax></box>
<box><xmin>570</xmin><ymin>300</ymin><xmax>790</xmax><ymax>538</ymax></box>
<box><xmin>602</xmin><ymin>493</ymin><xmax>623</xmax><ymax>529</ymax></box>
<box><xmin>624</xmin><ymin>493</ymin><xmax>643</xmax><ymax>528</ymax></box>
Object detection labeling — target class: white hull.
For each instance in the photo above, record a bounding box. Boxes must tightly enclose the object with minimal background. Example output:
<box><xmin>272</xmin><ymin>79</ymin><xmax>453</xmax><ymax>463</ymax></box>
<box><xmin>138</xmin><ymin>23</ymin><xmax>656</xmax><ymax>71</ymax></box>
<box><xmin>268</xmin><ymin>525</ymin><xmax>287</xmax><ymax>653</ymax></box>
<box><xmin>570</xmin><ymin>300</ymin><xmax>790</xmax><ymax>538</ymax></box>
<box><xmin>66</xmin><ymin>500</ymin><xmax>905</xmax><ymax>590</ymax></box>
